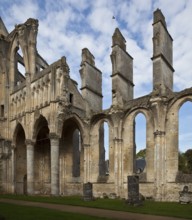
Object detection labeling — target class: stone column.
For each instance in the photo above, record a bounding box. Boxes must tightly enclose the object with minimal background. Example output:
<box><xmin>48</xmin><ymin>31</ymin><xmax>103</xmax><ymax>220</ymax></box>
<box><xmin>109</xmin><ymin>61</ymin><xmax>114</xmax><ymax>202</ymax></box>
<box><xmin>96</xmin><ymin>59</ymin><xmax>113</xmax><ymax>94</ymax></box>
<box><xmin>50</xmin><ymin>133</ymin><xmax>60</xmax><ymax>196</ymax></box>
<box><xmin>26</xmin><ymin>139</ymin><xmax>34</xmax><ymax>195</ymax></box>
<box><xmin>4</xmin><ymin>140</ymin><xmax>12</xmax><ymax>193</ymax></box>
<box><xmin>114</xmin><ymin>138</ymin><xmax>123</xmax><ymax>197</ymax></box>
<box><xmin>154</xmin><ymin>130</ymin><xmax>166</xmax><ymax>201</ymax></box>
<box><xmin>113</xmin><ymin>137</ymin><xmax>121</xmax><ymax>196</ymax></box>
<box><xmin>117</xmin><ymin>138</ymin><xmax>124</xmax><ymax>198</ymax></box>
<box><xmin>11</xmin><ymin>144</ymin><xmax>15</xmax><ymax>193</ymax></box>
<box><xmin>83</xmin><ymin>144</ymin><xmax>90</xmax><ymax>183</ymax></box>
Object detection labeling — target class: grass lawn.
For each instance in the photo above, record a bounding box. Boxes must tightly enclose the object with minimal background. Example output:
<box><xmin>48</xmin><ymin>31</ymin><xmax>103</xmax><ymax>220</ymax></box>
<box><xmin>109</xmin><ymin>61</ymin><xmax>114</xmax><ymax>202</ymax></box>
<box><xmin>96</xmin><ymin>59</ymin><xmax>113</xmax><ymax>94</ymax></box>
<box><xmin>0</xmin><ymin>203</ymin><xmax>109</xmax><ymax>220</ymax></box>
<box><xmin>0</xmin><ymin>194</ymin><xmax>192</xmax><ymax>219</ymax></box>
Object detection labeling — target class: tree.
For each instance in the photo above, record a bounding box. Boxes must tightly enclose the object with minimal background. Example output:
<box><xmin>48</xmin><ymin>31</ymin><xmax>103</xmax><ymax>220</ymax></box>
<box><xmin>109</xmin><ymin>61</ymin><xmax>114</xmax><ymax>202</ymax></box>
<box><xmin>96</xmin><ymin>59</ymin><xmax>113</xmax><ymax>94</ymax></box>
<box><xmin>136</xmin><ymin>149</ymin><xmax>146</xmax><ymax>159</ymax></box>
<box><xmin>178</xmin><ymin>152</ymin><xmax>188</xmax><ymax>173</ymax></box>
<box><xmin>178</xmin><ymin>149</ymin><xmax>192</xmax><ymax>174</ymax></box>
<box><xmin>185</xmin><ymin>149</ymin><xmax>192</xmax><ymax>174</ymax></box>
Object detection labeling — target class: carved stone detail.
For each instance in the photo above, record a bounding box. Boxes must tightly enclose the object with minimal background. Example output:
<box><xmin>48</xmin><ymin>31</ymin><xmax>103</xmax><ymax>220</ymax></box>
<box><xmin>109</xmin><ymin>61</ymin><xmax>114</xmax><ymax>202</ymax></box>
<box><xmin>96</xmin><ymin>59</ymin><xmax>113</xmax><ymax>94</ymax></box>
<box><xmin>0</xmin><ymin>9</ymin><xmax>191</xmax><ymax>202</ymax></box>
<box><xmin>154</xmin><ymin>130</ymin><xmax>166</xmax><ymax>136</ymax></box>
<box><xmin>49</xmin><ymin>133</ymin><xmax>59</xmax><ymax>140</ymax></box>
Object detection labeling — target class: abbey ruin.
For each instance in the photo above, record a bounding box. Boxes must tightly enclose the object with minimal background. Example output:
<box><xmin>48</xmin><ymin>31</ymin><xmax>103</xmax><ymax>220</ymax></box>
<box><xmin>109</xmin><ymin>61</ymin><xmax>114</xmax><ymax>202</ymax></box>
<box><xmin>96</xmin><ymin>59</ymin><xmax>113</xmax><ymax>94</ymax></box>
<box><xmin>0</xmin><ymin>9</ymin><xmax>192</xmax><ymax>201</ymax></box>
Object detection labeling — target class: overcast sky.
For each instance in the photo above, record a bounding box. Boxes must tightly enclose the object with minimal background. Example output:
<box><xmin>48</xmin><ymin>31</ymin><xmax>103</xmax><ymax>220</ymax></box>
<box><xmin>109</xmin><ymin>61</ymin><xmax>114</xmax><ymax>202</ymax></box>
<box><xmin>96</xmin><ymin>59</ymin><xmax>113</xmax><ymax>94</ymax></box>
<box><xmin>1</xmin><ymin>0</ymin><xmax>192</xmax><ymax>152</ymax></box>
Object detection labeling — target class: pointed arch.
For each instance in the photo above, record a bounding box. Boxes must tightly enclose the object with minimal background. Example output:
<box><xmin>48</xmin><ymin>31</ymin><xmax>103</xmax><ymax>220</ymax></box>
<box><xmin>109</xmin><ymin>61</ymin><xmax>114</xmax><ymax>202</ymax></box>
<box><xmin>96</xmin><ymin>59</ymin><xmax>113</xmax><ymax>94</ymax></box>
<box><xmin>122</xmin><ymin>108</ymin><xmax>154</xmax><ymax>183</ymax></box>
<box><xmin>32</xmin><ymin>114</ymin><xmax>49</xmax><ymax>140</ymax></box>
<box><xmin>58</xmin><ymin>114</ymin><xmax>85</xmax><ymax>139</ymax></box>
<box><xmin>32</xmin><ymin>114</ymin><xmax>51</xmax><ymax>194</ymax></box>
<box><xmin>166</xmin><ymin>95</ymin><xmax>192</xmax><ymax>182</ymax></box>
<box><xmin>13</xmin><ymin>123</ymin><xmax>27</xmax><ymax>194</ymax></box>
<box><xmin>12</xmin><ymin>122</ymin><xmax>26</xmax><ymax>146</ymax></box>
<box><xmin>90</xmin><ymin>115</ymin><xmax>114</xmax><ymax>182</ymax></box>
<box><xmin>9</xmin><ymin>34</ymin><xmax>26</xmax><ymax>90</ymax></box>
<box><xmin>179</xmin><ymin>101</ymin><xmax>192</xmax><ymax>174</ymax></box>
<box><xmin>135</xmin><ymin>113</ymin><xmax>147</xmax><ymax>173</ymax></box>
<box><xmin>59</xmin><ymin>116</ymin><xmax>85</xmax><ymax>194</ymax></box>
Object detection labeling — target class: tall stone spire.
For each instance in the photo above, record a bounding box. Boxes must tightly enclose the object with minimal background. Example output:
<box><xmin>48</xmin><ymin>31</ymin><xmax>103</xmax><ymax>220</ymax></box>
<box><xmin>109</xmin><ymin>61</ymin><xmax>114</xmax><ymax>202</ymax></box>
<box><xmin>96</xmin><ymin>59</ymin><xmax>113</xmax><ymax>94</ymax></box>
<box><xmin>0</xmin><ymin>17</ymin><xmax>8</xmax><ymax>37</ymax></box>
<box><xmin>80</xmin><ymin>48</ymin><xmax>102</xmax><ymax>111</ymax></box>
<box><xmin>152</xmin><ymin>9</ymin><xmax>174</xmax><ymax>96</ymax></box>
<box><xmin>111</xmin><ymin>28</ymin><xmax>134</xmax><ymax>108</ymax></box>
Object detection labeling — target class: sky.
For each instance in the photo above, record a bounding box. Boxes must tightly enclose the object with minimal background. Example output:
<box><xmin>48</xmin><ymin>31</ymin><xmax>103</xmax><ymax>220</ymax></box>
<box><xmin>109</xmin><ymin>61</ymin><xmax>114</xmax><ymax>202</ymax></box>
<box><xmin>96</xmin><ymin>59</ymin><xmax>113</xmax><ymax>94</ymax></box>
<box><xmin>0</xmin><ymin>0</ymin><xmax>192</xmax><ymax>153</ymax></box>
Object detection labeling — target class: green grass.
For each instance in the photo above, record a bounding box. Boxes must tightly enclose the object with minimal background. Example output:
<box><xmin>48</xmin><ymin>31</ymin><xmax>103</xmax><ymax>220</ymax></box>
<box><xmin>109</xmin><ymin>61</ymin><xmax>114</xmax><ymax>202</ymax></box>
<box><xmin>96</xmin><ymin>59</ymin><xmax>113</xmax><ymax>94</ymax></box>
<box><xmin>0</xmin><ymin>203</ymin><xmax>109</xmax><ymax>220</ymax></box>
<box><xmin>0</xmin><ymin>194</ymin><xmax>192</xmax><ymax>219</ymax></box>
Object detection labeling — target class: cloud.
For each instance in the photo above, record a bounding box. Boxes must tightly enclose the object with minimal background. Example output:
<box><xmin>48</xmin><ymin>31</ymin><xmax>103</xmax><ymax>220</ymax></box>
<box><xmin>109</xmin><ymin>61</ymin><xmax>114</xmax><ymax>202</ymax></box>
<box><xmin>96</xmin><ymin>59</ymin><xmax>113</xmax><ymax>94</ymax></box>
<box><xmin>88</xmin><ymin>7</ymin><xmax>117</xmax><ymax>35</ymax></box>
<box><xmin>1</xmin><ymin>0</ymin><xmax>192</xmax><ymax>109</ymax></box>
<box><xmin>179</xmin><ymin>132</ymin><xmax>192</xmax><ymax>152</ymax></box>
<box><xmin>1</xmin><ymin>0</ymin><xmax>192</xmax><ymax>154</ymax></box>
<box><xmin>5</xmin><ymin>0</ymin><xmax>39</xmax><ymax>25</ymax></box>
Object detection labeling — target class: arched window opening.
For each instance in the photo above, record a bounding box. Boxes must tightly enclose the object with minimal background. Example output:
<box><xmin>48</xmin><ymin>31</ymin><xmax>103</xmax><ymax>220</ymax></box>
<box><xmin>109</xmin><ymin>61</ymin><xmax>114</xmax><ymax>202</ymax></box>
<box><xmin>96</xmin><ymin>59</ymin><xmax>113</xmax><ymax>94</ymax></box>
<box><xmin>99</xmin><ymin>121</ymin><xmax>109</xmax><ymax>176</ymax></box>
<box><xmin>15</xmin><ymin>47</ymin><xmax>26</xmax><ymax>86</ymax></box>
<box><xmin>34</xmin><ymin>118</ymin><xmax>51</xmax><ymax>194</ymax></box>
<box><xmin>72</xmin><ymin>129</ymin><xmax>81</xmax><ymax>177</ymax></box>
<box><xmin>15</xmin><ymin>124</ymin><xmax>26</xmax><ymax>194</ymax></box>
<box><xmin>179</xmin><ymin>101</ymin><xmax>192</xmax><ymax>174</ymax></box>
<box><xmin>61</xmin><ymin>119</ymin><xmax>83</xmax><ymax>183</ymax></box>
<box><xmin>134</xmin><ymin>113</ymin><xmax>146</xmax><ymax>174</ymax></box>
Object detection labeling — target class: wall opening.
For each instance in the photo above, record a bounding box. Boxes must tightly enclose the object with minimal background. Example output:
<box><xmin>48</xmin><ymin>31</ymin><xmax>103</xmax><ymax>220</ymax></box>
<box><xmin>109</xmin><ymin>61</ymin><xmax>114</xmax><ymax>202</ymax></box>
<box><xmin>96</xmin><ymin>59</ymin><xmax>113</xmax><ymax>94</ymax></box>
<box><xmin>15</xmin><ymin>123</ymin><xmax>26</xmax><ymax>194</ymax></box>
<box><xmin>17</xmin><ymin>48</ymin><xmax>25</xmax><ymax>76</ymax></box>
<box><xmin>99</xmin><ymin>121</ymin><xmax>109</xmax><ymax>176</ymax></box>
<box><xmin>34</xmin><ymin>117</ymin><xmax>51</xmax><ymax>194</ymax></box>
<box><xmin>134</xmin><ymin>113</ymin><xmax>146</xmax><ymax>174</ymax></box>
<box><xmin>69</xmin><ymin>93</ymin><xmax>73</xmax><ymax>104</ymax></box>
<box><xmin>72</xmin><ymin>129</ymin><xmax>81</xmax><ymax>177</ymax></box>
<box><xmin>179</xmin><ymin>101</ymin><xmax>192</xmax><ymax>174</ymax></box>
<box><xmin>61</xmin><ymin>119</ymin><xmax>83</xmax><ymax>183</ymax></box>
<box><xmin>0</xmin><ymin>105</ymin><xmax>4</xmax><ymax>117</ymax></box>
<box><xmin>14</xmin><ymin>47</ymin><xmax>26</xmax><ymax>87</ymax></box>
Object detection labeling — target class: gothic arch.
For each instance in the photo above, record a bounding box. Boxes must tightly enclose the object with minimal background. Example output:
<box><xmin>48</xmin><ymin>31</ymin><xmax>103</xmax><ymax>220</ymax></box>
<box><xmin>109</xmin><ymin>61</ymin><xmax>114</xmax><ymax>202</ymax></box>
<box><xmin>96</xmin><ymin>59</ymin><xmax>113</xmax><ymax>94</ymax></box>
<box><xmin>57</xmin><ymin>114</ymin><xmax>85</xmax><ymax>139</ymax></box>
<box><xmin>166</xmin><ymin>95</ymin><xmax>192</xmax><ymax>182</ymax></box>
<box><xmin>12</xmin><ymin>122</ymin><xmax>26</xmax><ymax>146</ymax></box>
<box><xmin>13</xmin><ymin>123</ymin><xmax>27</xmax><ymax>194</ymax></box>
<box><xmin>32</xmin><ymin>114</ymin><xmax>50</xmax><ymax>140</ymax></box>
<box><xmin>32</xmin><ymin>114</ymin><xmax>51</xmax><ymax>194</ymax></box>
<box><xmin>59</xmin><ymin>115</ymin><xmax>85</xmax><ymax>193</ymax></box>
<box><xmin>91</xmin><ymin>113</ymin><xmax>114</xmax><ymax>127</ymax></box>
<box><xmin>169</xmin><ymin>96</ymin><xmax>192</xmax><ymax>112</ymax></box>
<box><xmin>90</xmin><ymin>115</ymin><xmax>114</xmax><ymax>182</ymax></box>
<box><xmin>9</xmin><ymin>34</ymin><xmax>27</xmax><ymax>90</ymax></box>
<box><xmin>122</xmin><ymin>108</ymin><xmax>154</xmax><ymax>183</ymax></box>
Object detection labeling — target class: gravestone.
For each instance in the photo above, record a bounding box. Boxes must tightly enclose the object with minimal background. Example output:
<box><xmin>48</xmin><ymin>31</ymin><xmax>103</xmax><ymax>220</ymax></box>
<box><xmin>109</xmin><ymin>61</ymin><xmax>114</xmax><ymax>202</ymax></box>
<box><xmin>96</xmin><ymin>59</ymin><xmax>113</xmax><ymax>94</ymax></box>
<box><xmin>83</xmin><ymin>182</ymin><xmax>93</xmax><ymax>201</ymax></box>
<box><xmin>127</xmin><ymin>175</ymin><xmax>142</xmax><ymax>206</ymax></box>
<box><xmin>179</xmin><ymin>185</ymin><xmax>192</xmax><ymax>204</ymax></box>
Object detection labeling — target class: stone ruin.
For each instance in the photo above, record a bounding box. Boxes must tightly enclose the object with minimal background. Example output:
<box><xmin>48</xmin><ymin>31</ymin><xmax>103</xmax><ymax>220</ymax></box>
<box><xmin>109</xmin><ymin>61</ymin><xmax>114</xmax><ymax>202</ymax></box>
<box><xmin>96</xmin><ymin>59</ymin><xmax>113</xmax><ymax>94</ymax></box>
<box><xmin>0</xmin><ymin>9</ymin><xmax>192</xmax><ymax>201</ymax></box>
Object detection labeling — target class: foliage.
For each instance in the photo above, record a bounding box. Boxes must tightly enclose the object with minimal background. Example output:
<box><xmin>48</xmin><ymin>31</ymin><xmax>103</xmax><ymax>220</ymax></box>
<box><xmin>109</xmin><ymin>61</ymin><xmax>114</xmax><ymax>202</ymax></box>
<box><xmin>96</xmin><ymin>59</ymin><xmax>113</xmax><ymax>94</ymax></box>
<box><xmin>179</xmin><ymin>149</ymin><xmax>192</xmax><ymax>174</ymax></box>
<box><xmin>136</xmin><ymin>148</ymin><xmax>192</xmax><ymax>174</ymax></box>
<box><xmin>185</xmin><ymin>149</ymin><xmax>192</xmax><ymax>172</ymax></box>
<box><xmin>136</xmin><ymin>149</ymin><xmax>146</xmax><ymax>159</ymax></box>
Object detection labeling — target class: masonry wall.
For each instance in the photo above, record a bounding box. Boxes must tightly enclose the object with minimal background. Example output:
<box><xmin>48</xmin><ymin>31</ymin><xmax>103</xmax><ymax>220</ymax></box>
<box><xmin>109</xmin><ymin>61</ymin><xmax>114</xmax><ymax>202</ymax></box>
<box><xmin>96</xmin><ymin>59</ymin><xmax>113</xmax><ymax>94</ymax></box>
<box><xmin>0</xmin><ymin>9</ymin><xmax>192</xmax><ymax>201</ymax></box>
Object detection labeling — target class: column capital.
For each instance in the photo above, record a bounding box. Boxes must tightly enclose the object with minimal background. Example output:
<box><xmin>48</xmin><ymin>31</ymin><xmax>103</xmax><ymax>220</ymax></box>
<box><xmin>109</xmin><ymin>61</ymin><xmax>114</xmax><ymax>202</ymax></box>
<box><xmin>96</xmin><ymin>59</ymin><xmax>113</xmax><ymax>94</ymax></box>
<box><xmin>49</xmin><ymin>133</ymin><xmax>60</xmax><ymax>140</ymax></box>
<box><xmin>113</xmin><ymin>138</ymin><xmax>123</xmax><ymax>143</ymax></box>
<box><xmin>154</xmin><ymin>130</ymin><xmax>166</xmax><ymax>136</ymax></box>
<box><xmin>25</xmin><ymin>139</ymin><xmax>35</xmax><ymax>146</ymax></box>
<box><xmin>83</xmin><ymin>144</ymin><xmax>90</xmax><ymax>148</ymax></box>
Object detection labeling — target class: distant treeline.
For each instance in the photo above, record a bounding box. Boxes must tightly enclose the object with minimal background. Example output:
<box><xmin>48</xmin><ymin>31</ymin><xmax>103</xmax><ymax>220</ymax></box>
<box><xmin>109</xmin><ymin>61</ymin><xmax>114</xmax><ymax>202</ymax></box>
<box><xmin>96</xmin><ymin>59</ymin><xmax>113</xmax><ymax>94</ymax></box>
<box><xmin>179</xmin><ymin>149</ymin><xmax>192</xmax><ymax>174</ymax></box>
<box><xmin>137</xmin><ymin>148</ymin><xmax>192</xmax><ymax>174</ymax></box>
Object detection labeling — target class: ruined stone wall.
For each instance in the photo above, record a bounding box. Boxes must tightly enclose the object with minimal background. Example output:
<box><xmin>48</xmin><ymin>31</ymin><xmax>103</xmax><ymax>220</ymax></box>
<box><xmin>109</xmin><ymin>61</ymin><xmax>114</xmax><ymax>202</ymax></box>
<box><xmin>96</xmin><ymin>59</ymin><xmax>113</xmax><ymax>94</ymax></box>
<box><xmin>0</xmin><ymin>9</ymin><xmax>192</xmax><ymax>201</ymax></box>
